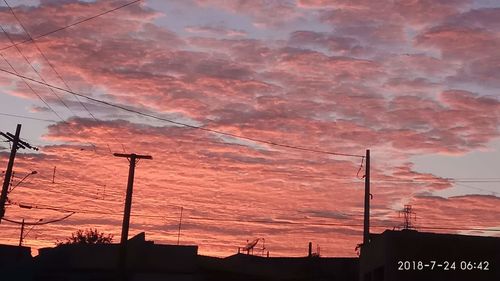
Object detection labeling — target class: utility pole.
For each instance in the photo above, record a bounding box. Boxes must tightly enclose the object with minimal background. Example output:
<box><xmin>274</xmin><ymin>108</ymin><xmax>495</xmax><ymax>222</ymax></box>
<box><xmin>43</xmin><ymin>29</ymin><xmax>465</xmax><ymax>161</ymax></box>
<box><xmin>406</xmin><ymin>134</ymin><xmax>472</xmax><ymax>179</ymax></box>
<box><xmin>0</xmin><ymin>124</ymin><xmax>38</xmax><ymax>223</ymax></box>
<box><xmin>0</xmin><ymin>124</ymin><xmax>21</xmax><ymax>222</ymax></box>
<box><xmin>18</xmin><ymin>219</ymin><xmax>25</xmax><ymax>246</ymax></box>
<box><xmin>177</xmin><ymin>206</ymin><xmax>183</xmax><ymax>245</ymax></box>
<box><xmin>114</xmin><ymin>153</ymin><xmax>152</xmax><ymax>280</ymax></box>
<box><xmin>16</xmin><ymin>218</ymin><xmax>42</xmax><ymax>246</ymax></box>
<box><xmin>363</xmin><ymin>149</ymin><xmax>371</xmax><ymax>246</ymax></box>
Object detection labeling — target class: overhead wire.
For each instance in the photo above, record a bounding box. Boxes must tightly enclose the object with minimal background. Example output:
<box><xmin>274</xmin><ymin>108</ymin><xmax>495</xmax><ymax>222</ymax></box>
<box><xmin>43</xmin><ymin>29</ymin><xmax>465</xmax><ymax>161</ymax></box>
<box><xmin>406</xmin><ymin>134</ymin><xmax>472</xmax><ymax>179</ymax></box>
<box><xmin>0</xmin><ymin>25</ymin><xmax>76</xmax><ymax>116</ymax></box>
<box><xmin>0</xmin><ymin>0</ymin><xmax>496</xmax><ymax>243</ymax></box>
<box><xmin>0</xmin><ymin>67</ymin><xmax>364</xmax><ymax>158</ymax></box>
<box><xmin>0</xmin><ymin>53</ymin><xmax>65</xmax><ymax>121</ymax></box>
<box><xmin>452</xmin><ymin>182</ymin><xmax>499</xmax><ymax>196</ymax></box>
<box><xmin>0</xmin><ymin>0</ymin><xmax>365</xmax><ymax>195</ymax></box>
<box><xmin>371</xmin><ymin>178</ymin><xmax>499</xmax><ymax>194</ymax></box>
<box><xmin>0</xmin><ymin>7</ymin><xmax>128</xmax><ymax>165</ymax></box>
<box><xmin>0</xmin><ymin>56</ymin><xmax>117</xmax><ymax>161</ymax></box>
<box><xmin>372</xmin><ymin>178</ymin><xmax>500</xmax><ymax>183</ymax></box>
<box><xmin>3</xmin><ymin>0</ymin><xmax>127</xmax><ymax>153</ymax></box>
<box><xmin>0</xmin><ymin>112</ymin><xmax>58</xmax><ymax>123</ymax></box>
<box><xmin>3</xmin><ymin>212</ymin><xmax>74</xmax><ymax>225</ymax></box>
<box><xmin>7</xmin><ymin>201</ymin><xmax>500</xmax><ymax>232</ymax></box>
<box><xmin>0</xmin><ymin>0</ymin><xmax>143</xmax><ymax>52</ymax></box>
<box><xmin>0</xmin><ymin>0</ymin><xmax>365</xmax><ymax>211</ymax></box>
<box><xmin>10</xmin><ymin>196</ymin><xmax>500</xmax><ymax>227</ymax></box>
<box><xmin>0</xmin><ymin>4</ymin><xmax>362</xmax><ymax>159</ymax></box>
<box><xmin>0</xmin><ymin>65</ymin><xmax>98</xmax><ymax>155</ymax></box>
<box><xmin>0</xmin><ymin>1</ymin><xmax>495</xmax><ymax>181</ymax></box>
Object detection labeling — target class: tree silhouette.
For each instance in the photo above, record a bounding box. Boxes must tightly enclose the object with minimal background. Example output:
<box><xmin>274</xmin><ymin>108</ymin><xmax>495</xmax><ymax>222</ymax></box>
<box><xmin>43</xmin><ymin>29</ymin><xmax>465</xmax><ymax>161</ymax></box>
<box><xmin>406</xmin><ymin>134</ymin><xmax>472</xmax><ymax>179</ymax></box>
<box><xmin>57</xmin><ymin>228</ymin><xmax>113</xmax><ymax>245</ymax></box>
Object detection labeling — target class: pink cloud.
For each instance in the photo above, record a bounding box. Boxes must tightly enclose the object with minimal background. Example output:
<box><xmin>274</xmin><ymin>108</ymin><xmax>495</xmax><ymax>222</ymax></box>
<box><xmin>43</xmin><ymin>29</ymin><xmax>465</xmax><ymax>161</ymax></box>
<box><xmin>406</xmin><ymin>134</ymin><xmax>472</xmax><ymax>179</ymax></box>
<box><xmin>416</xmin><ymin>26</ymin><xmax>498</xmax><ymax>59</ymax></box>
<box><xmin>410</xmin><ymin>195</ymin><xmax>500</xmax><ymax>232</ymax></box>
<box><xmin>1</xmin><ymin>0</ymin><xmax>499</xmax><ymax>257</ymax></box>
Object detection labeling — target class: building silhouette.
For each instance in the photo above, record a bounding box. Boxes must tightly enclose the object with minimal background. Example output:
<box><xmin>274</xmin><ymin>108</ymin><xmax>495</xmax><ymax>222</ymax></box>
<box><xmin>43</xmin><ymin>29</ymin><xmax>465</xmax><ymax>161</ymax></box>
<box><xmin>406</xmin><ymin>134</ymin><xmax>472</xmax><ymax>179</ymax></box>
<box><xmin>200</xmin><ymin>253</ymin><xmax>358</xmax><ymax>280</ymax></box>
<box><xmin>360</xmin><ymin>229</ymin><xmax>500</xmax><ymax>281</ymax></box>
<box><xmin>1</xmin><ymin>229</ymin><xmax>499</xmax><ymax>280</ymax></box>
<box><xmin>35</xmin><ymin>232</ymin><xmax>200</xmax><ymax>281</ymax></box>
<box><xmin>0</xmin><ymin>244</ymin><xmax>33</xmax><ymax>281</ymax></box>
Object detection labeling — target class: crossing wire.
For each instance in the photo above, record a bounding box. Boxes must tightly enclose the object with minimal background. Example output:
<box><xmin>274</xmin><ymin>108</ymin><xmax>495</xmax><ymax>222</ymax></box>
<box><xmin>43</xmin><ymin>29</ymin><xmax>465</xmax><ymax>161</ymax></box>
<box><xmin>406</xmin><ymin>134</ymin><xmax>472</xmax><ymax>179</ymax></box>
<box><xmin>0</xmin><ymin>67</ymin><xmax>364</xmax><ymax>158</ymax></box>
<box><xmin>0</xmin><ymin>0</ymin><xmax>143</xmax><ymax>52</ymax></box>
<box><xmin>3</xmin><ymin>0</ymin><xmax>127</xmax><ymax>153</ymax></box>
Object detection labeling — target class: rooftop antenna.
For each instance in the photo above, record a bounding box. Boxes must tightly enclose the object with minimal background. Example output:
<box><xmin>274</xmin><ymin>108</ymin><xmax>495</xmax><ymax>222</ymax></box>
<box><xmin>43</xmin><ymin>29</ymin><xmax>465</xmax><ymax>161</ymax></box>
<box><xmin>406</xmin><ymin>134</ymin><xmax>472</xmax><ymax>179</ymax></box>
<box><xmin>238</xmin><ymin>238</ymin><xmax>266</xmax><ymax>256</ymax></box>
<box><xmin>399</xmin><ymin>204</ymin><xmax>416</xmax><ymax>230</ymax></box>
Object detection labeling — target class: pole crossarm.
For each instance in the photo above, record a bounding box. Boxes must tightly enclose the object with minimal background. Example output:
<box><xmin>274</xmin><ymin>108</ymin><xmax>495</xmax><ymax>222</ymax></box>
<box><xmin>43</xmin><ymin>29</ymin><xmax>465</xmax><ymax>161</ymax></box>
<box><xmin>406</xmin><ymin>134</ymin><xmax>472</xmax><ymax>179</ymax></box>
<box><xmin>113</xmin><ymin>153</ymin><xmax>152</xmax><ymax>160</ymax></box>
<box><xmin>0</xmin><ymin>132</ymin><xmax>38</xmax><ymax>151</ymax></box>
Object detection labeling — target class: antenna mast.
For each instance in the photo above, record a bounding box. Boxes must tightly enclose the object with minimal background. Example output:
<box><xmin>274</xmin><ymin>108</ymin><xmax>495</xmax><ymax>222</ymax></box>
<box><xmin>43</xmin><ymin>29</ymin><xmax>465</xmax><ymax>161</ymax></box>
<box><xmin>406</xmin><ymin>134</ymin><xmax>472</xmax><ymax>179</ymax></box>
<box><xmin>399</xmin><ymin>204</ymin><xmax>416</xmax><ymax>230</ymax></box>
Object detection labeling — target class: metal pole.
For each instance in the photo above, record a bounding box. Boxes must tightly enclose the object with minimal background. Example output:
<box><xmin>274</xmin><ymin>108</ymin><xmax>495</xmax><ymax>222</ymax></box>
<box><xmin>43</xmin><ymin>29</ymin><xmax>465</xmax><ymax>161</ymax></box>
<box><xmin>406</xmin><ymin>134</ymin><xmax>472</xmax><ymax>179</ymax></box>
<box><xmin>363</xmin><ymin>149</ymin><xmax>371</xmax><ymax>245</ymax></box>
<box><xmin>0</xmin><ymin>124</ymin><xmax>21</xmax><ymax>221</ymax></box>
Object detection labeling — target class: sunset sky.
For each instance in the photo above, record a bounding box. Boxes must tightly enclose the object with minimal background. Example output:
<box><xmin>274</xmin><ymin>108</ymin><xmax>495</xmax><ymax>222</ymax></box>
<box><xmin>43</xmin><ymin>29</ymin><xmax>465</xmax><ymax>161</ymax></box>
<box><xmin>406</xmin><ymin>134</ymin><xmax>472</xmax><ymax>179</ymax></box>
<box><xmin>0</xmin><ymin>0</ymin><xmax>499</xmax><ymax>257</ymax></box>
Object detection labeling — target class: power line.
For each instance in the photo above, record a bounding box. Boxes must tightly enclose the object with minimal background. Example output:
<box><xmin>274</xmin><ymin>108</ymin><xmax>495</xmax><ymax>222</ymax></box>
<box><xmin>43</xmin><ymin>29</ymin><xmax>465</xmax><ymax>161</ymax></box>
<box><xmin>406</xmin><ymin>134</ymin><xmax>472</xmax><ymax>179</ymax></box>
<box><xmin>0</xmin><ymin>47</ymin><xmax>117</xmax><ymax>157</ymax></box>
<box><xmin>1</xmin><ymin>0</ymin><xmax>130</xmax><ymax>158</ymax></box>
<box><xmin>3</xmin><ymin>0</ymin><xmax>127</xmax><ymax>153</ymax></box>
<box><xmin>0</xmin><ymin>25</ymin><xmax>76</xmax><ymax>116</ymax></box>
<box><xmin>372</xmin><ymin>179</ymin><xmax>500</xmax><ymax>184</ymax></box>
<box><xmin>0</xmin><ymin>56</ymin><xmax>103</xmax><ymax>154</ymax></box>
<box><xmin>0</xmin><ymin>112</ymin><xmax>58</xmax><ymax>123</ymax></box>
<box><xmin>0</xmin><ymin>54</ymin><xmax>65</xmax><ymax>122</ymax></box>
<box><xmin>0</xmin><ymin>67</ymin><xmax>364</xmax><ymax>158</ymax></box>
<box><xmin>450</xmin><ymin>180</ymin><xmax>500</xmax><ymax>183</ymax></box>
<box><xmin>450</xmin><ymin>177</ymin><xmax>500</xmax><ymax>180</ymax></box>
<box><xmin>371</xmin><ymin>178</ymin><xmax>499</xmax><ymax>194</ymax></box>
<box><xmin>453</xmin><ymin>182</ymin><xmax>499</xmax><ymax>196</ymax></box>
<box><xmin>2</xmin><ymin>212</ymin><xmax>74</xmax><ymax>225</ymax></box>
<box><xmin>10</xmin><ymin>201</ymin><xmax>500</xmax><ymax>233</ymax></box>
<box><xmin>15</xmin><ymin>171</ymin><xmax>500</xmax><ymax>220</ymax></box>
<box><xmin>0</xmin><ymin>0</ymin><xmax>143</xmax><ymax>52</ymax></box>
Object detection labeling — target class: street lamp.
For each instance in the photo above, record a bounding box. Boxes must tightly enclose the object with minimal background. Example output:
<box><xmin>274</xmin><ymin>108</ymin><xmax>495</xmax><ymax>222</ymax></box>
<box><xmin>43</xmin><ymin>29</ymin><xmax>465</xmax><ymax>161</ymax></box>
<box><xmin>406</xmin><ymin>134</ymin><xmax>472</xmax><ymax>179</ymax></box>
<box><xmin>9</xmin><ymin>171</ymin><xmax>37</xmax><ymax>193</ymax></box>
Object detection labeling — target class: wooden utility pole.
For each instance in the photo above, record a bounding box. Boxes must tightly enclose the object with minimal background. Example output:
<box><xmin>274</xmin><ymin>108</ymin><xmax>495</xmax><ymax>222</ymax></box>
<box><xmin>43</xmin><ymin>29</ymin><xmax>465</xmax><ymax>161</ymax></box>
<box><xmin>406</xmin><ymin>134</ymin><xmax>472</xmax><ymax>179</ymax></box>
<box><xmin>363</xmin><ymin>149</ymin><xmax>371</xmax><ymax>246</ymax></box>
<box><xmin>177</xmin><ymin>206</ymin><xmax>183</xmax><ymax>245</ymax></box>
<box><xmin>18</xmin><ymin>219</ymin><xmax>25</xmax><ymax>246</ymax></box>
<box><xmin>0</xmin><ymin>124</ymin><xmax>21</xmax><ymax>222</ymax></box>
<box><xmin>114</xmin><ymin>153</ymin><xmax>152</xmax><ymax>280</ymax></box>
